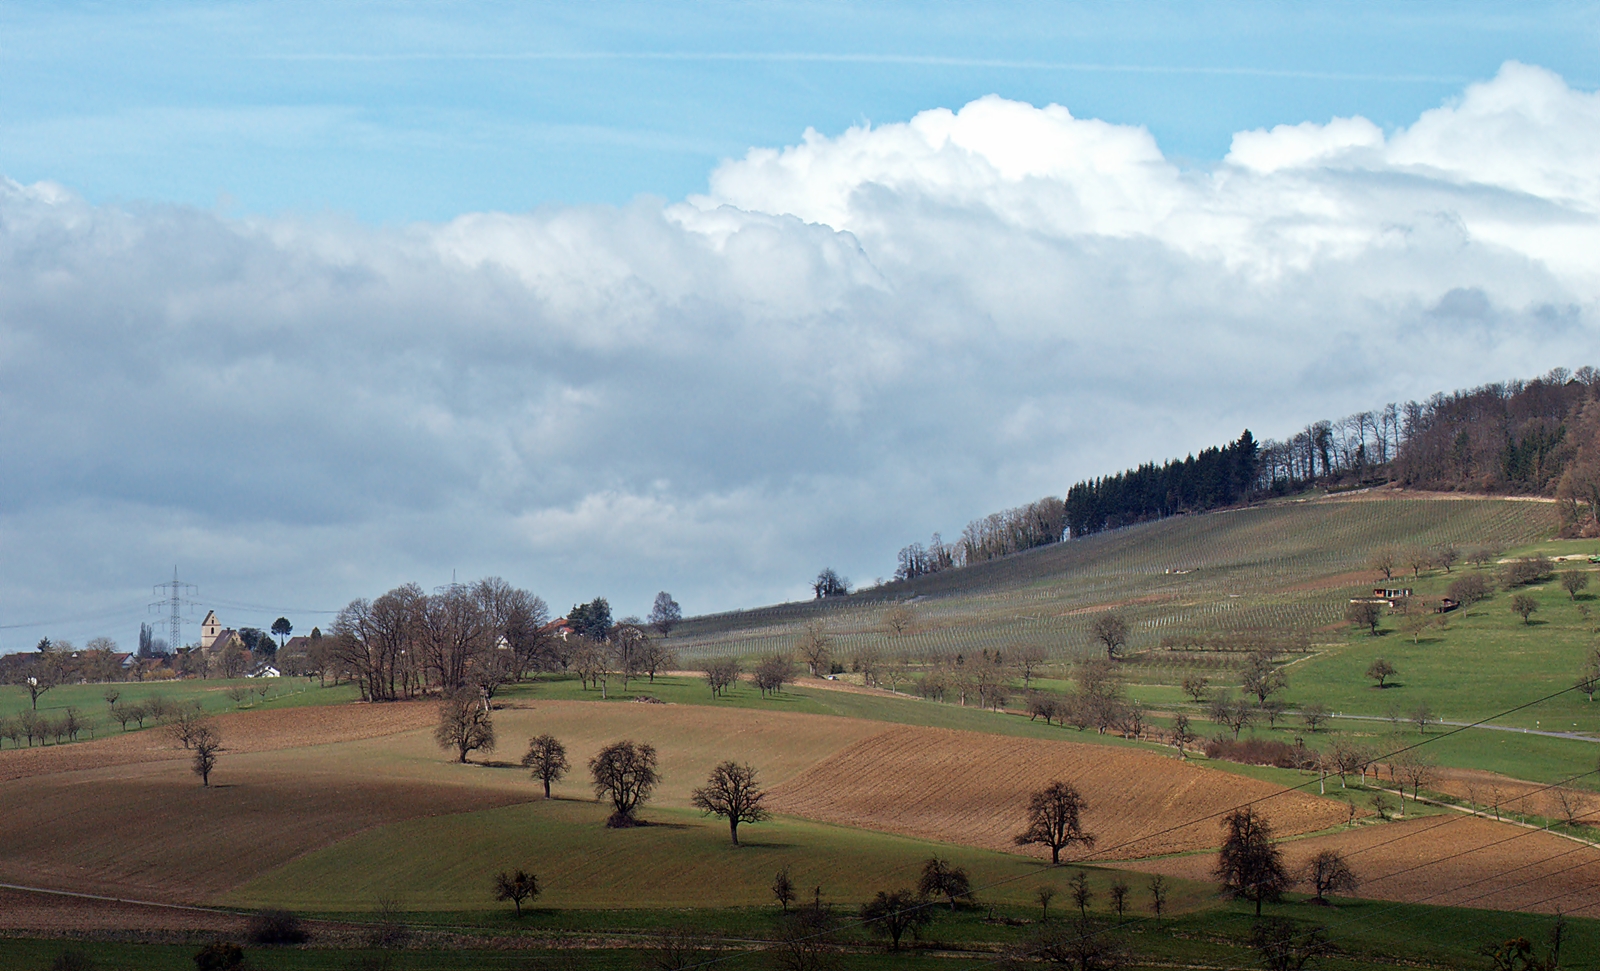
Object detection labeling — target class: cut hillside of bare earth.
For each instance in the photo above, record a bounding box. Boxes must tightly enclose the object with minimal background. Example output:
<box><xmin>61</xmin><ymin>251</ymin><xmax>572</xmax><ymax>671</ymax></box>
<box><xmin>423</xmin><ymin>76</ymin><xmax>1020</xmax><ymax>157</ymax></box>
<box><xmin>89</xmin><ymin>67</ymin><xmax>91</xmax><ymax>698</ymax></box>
<box><xmin>1119</xmin><ymin>814</ymin><xmax>1600</xmax><ymax>916</ymax></box>
<box><xmin>766</xmin><ymin>725</ymin><xmax>1350</xmax><ymax>860</ymax></box>
<box><xmin>0</xmin><ymin>700</ymin><xmax>438</xmax><ymax>782</ymax></box>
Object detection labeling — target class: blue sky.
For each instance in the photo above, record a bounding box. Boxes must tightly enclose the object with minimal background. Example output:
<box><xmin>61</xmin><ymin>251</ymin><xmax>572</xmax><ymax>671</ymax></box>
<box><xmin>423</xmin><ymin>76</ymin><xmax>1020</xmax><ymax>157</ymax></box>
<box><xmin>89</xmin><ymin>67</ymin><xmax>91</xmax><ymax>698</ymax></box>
<box><xmin>3</xmin><ymin>2</ymin><xmax>1595</xmax><ymax>220</ymax></box>
<box><xmin>2</xmin><ymin>3</ymin><xmax>1598</xmax><ymax>648</ymax></box>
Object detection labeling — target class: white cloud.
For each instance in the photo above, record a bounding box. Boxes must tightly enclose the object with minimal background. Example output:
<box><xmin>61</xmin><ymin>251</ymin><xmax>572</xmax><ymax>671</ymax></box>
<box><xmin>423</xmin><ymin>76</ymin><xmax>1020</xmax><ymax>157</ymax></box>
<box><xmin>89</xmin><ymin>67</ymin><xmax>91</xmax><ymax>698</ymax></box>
<box><xmin>2</xmin><ymin>61</ymin><xmax>1597</xmax><ymax>644</ymax></box>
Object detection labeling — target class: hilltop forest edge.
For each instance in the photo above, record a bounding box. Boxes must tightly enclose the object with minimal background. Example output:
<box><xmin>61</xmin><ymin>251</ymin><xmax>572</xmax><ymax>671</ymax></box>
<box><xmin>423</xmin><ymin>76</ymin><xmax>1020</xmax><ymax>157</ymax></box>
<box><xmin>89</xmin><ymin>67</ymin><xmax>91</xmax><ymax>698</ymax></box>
<box><xmin>879</xmin><ymin>365</ymin><xmax>1600</xmax><ymax>591</ymax></box>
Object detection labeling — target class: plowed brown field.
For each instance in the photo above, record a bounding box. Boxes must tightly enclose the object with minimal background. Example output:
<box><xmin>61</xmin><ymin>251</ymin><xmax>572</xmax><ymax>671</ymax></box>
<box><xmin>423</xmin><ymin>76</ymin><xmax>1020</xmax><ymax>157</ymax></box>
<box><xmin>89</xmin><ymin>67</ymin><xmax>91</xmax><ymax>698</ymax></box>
<box><xmin>0</xmin><ymin>885</ymin><xmax>251</xmax><ymax>935</ymax></box>
<box><xmin>0</xmin><ymin>701</ymin><xmax>438</xmax><ymax>782</ymax></box>
<box><xmin>1119</xmin><ymin>814</ymin><xmax>1600</xmax><ymax>916</ymax></box>
<box><xmin>0</xmin><ymin>699</ymin><xmax>884</xmax><ymax>904</ymax></box>
<box><xmin>766</xmin><ymin>725</ymin><xmax>1351</xmax><ymax>860</ymax></box>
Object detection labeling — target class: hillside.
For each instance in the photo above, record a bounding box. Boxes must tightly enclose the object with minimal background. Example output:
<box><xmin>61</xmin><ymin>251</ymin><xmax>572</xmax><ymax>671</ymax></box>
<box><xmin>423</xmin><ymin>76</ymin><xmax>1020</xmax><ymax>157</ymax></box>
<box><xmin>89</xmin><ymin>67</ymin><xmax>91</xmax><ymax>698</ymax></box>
<box><xmin>670</xmin><ymin>491</ymin><xmax>1560</xmax><ymax>662</ymax></box>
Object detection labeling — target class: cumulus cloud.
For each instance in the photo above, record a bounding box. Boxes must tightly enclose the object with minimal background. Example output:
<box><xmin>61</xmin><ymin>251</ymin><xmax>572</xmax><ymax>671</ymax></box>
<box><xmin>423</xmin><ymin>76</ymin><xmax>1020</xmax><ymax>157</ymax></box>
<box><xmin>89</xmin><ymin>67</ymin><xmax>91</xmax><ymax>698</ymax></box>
<box><xmin>2</xmin><ymin>61</ymin><xmax>1596</xmax><ymax>643</ymax></box>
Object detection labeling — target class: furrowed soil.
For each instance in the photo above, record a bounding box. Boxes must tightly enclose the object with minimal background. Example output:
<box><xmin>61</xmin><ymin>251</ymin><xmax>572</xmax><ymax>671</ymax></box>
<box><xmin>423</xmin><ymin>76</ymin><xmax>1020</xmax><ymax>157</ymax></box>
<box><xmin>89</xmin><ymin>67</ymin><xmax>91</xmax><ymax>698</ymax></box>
<box><xmin>0</xmin><ymin>886</ymin><xmax>251</xmax><ymax>936</ymax></box>
<box><xmin>765</xmin><ymin>725</ymin><xmax>1351</xmax><ymax>860</ymax></box>
<box><xmin>0</xmin><ymin>700</ymin><xmax>886</xmax><ymax>905</ymax></box>
<box><xmin>1120</xmin><ymin>814</ymin><xmax>1600</xmax><ymax>916</ymax></box>
<box><xmin>0</xmin><ymin>700</ymin><xmax>438</xmax><ymax>782</ymax></box>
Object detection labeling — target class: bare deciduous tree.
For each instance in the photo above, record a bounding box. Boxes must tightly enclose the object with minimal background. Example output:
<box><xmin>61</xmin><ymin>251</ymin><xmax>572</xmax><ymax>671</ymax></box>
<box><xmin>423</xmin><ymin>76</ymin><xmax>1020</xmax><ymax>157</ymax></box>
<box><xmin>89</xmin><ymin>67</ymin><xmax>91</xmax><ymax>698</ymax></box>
<box><xmin>704</xmin><ymin>658</ymin><xmax>742</xmax><ymax>697</ymax></box>
<box><xmin>858</xmin><ymin>889</ymin><xmax>930</xmax><ymax>950</ymax></box>
<box><xmin>690</xmin><ymin>761</ymin><xmax>770</xmax><ymax>845</ymax></box>
<box><xmin>1346</xmin><ymin>600</ymin><xmax>1383</xmax><ymax>636</ymax></box>
<box><xmin>917</xmin><ymin>857</ymin><xmax>973</xmax><ymax>911</ymax></box>
<box><xmin>1089</xmin><ymin>612</ymin><xmax>1130</xmax><ymax>660</ymax></box>
<box><xmin>796</xmin><ymin>621</ymin><xmax>832</xmax><ymax>676</ymax></box>
<box><xmin>521</xmin><ymin>734</ymin><xmax>569</xmax><ymax>798</ymax></box>
<box><xmin>435</xmin><ymin>690</ymin><xmax>496</xmax><ymax>763</ymax></box>
<box><xmin>1302</xmin><ymin>849</ymin><xmax>1357</xmax><ymax>903</ymax></box>
<box><xmin>1015</xmin><ymin>781</ymin><xmax>1096</xmax><ymax>864</ymax></box>
<box><xmin>754</xmin><ymin>654</ymin><xmax>795</xmax><ymax>697</ymax></box>
<box><xmin>192</xmin><ymin>724</ymin><xmax>221</xmax><ymax>787</ymax></box>
<box><xmin>493</xmin><ymin>869</ymin><xmax>540</xmax><ymax>916</ymax></box>
<box><xmin>589</xmin><ymin>740</ymin><xmax>659</xmax><ymax>827</ymax></box>
<box><xmin>1214</xmin><ymin>807</ymin><xmax>1289</xmax><ymax>916</ymax></box>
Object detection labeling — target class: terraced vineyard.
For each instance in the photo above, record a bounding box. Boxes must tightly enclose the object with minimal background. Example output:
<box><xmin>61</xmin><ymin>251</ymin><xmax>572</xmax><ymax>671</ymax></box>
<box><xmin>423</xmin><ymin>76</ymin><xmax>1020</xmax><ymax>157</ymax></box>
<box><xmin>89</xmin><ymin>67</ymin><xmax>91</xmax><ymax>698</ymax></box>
<box><xmin>670</xmin><ymin>493</ymin><xmax>1560</xmax><ymax>664</ymax></box>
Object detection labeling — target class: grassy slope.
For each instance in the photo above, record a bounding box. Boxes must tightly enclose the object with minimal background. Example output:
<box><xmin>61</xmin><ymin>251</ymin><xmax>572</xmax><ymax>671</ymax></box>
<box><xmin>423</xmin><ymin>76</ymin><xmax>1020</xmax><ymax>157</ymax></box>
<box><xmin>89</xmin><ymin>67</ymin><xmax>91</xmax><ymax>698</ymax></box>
<box><xmin>668</xmin><ymin>495</ymin><xmax>1558</xmax><ymax>661</ymax></box>
<box><xmin>225</xmin><ymin>800</ymin><xmax>1190</xmax><ymax>912</ymax></box>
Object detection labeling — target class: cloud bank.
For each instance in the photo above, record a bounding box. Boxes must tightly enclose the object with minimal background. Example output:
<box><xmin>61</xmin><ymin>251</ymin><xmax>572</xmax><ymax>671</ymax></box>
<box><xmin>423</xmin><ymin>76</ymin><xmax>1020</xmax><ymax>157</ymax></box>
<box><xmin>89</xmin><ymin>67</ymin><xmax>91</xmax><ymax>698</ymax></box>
<box><xmin>2</xmin><ymin>61</ymin><xmax>1596</xmax><ymax>643</ymax></box>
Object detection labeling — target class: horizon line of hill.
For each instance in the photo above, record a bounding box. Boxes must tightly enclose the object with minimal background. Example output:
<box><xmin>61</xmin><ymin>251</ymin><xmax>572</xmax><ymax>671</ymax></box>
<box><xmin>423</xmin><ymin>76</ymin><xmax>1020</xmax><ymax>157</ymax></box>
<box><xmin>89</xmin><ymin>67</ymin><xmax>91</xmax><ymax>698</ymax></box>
<box><xmin>864</xmin><ymin>364</ymin><xmax>1600</xmax><ymax>596</ymax></box>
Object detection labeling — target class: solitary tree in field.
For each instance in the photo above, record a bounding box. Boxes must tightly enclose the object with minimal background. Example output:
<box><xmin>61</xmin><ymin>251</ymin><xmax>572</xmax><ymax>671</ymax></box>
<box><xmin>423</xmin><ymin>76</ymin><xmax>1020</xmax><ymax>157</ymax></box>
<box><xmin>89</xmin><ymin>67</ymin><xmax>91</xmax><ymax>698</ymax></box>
<box><xmin>1300</xmin><ymin>703</ymin><xmax>1330</xmax><ymax>732</ymax></box>
<box><xmin>1089</xmin><ymin>612</ymin><xmax>1130</xmax><ymax>660</ymax></box>
<box><xmin>1365</xmin><ymin>658</ymin><xmax>1397</xmax><ymax>688</ymax></box>
<box><xmin>772</xmin><ymin>867</ymin><xmax>796</xmax><ymax>912</ymax></box>
<box><xmin>1181</xmin><ymin>675</ymin><xmax>1209</xmax><ymax>704</ymax></box>
<box><xmin>690</xmin><ymin>761</ymin><xmax>770</xmax><ymax>845</ymax></box>
<box><xmin>435</xmin><ymin>690</ymin><xmax>496</xmax><ymax>763</ymax></box>
<box><xmin>1147</xmin><ymin>874</ymin><xmax>1167</xmax><ymax>916</ymax></box>
<box><xmin>1302</xmin><ymin>849</ymin><xmax>1358</xmax><ymax>904</ymax></box>
<box><xmin>521</xmin><ymin>734</ymin><xmax>570</xmax><ymax>797</ymax></box>
<box><xmin>1512</xmin><ymin>593</ymin><xmax>1539</xmax><ymax>625</ymax></box>
<box><xmin>1108</xmin><ymin>879</ymin><xmax>1129</xmax><ymax>918</ymax></box>
<box><xmin>192</xmin><ymin>725</ymin><xmax>222</xmax><ymax>787</ymax></box>
<box><xmin>1015</xmin><ymin>781</ymin><xmax>1096</xmax><ymax>864</ymax></box>
<box><xmin>1346</xmin><ymin>600</ymin><xmax>1383</xmax><ymax>636</ymax></box>
<box><xmin>859</xmin><ymin>889</ymin><xmax>930</xmax><ymax>950</ymax></box>
<box><xmin>1562</xmin><ymin>571</ymin><xmax>1590</xmax><ymax>601</ymax></box>
<box><xmin>918</xmin><ymin>857</ymin><xmax>973</xmax><ymax>911</ymax></box>
<box><xmin>493</xmin><ymin>869</ymin><xmax>540</xmax><ymax>916</ymax></box>
<box><xmin>1214</xmin><ymin>807</ymin><xmax>1289</xmax><ymax>916</ymax></box>
<box><xmin>589</xmin><ymin>740</ymin><xmax>659</xmax><ymax>827</ymax></box>
<box><xmin>1036</xmin><ymin>885</ymin><xmax>1056</xmax><ymax>921</ymax></box>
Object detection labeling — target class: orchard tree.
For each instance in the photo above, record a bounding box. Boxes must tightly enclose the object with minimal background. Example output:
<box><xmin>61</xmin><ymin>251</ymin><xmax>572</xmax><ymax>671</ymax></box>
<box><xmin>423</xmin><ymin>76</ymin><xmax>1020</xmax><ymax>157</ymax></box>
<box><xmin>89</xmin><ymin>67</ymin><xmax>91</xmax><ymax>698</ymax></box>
<box><xmin>1562</xmin><ymin>571</ymin><xmax>1590</xmax><ymax>601</ymax></box>
<box><xmin>521</xmin><ymin>734</ymin><xmax>570</xmax><ymax>797</ymax></box>
<box><xmin>1366</xmin><ymin>658</ymin><xmax>1397</xmax><ymax>688</ymax></box>
<box><xmin>918</xmin><ymin>857</ymin><xmax>973</xmax><ymax>911</ymax></box>
<box><xmin>1015</xmin><ymin>781</ymin><xmax>1096</xmax><ymax>864</ymax></box>
<box><xmin>589</xmin><ymin>740</ymin><xmax>659</xmax><ymax>827</ymax></box>
<box><xmin>1302</xmin><ymin>849</ymin><xmax>1358</xmax><ymax>904</ymax></box>
<box><xmin>795</xmin><ymin>621</ymin><xmax>832</xmax><ymax>676</ymax></box>
<box><xmin>493</xmin><ymin>869</ymin><xmax>540</xmax><ymax>916</ymax></box>
<box><xmin>435</xmin><ymin>690</ymin><xmax>496</xmax><ymax>763</ymax></box>
<box><xmin>690</xmin><ymin>761</ymin><xmax>770</xmax><ymax>845</ymax></box>
<box><xmin>1346</xmin><ymin>600</ymin><xmax>1383</xmax><ymax>636</ymax></box>
<box><xmin>1214</xmin><ymin>807</ymin><xmax>1289</xmax><ymax>916</ymax></box>
<box><xmin>1089</xmin><ymin>612</ymin><xmax>1130</xmax><ymax>660</ymax></box>
<box><xmin>1512</xmin><ymin>594</ymin><xmax>1539</xmax><ymax>625</ymax></box>
<box><xmin>859</xmin><ymin>889</ymin><xmax>930</xmax><ymax>950</ymax></box>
